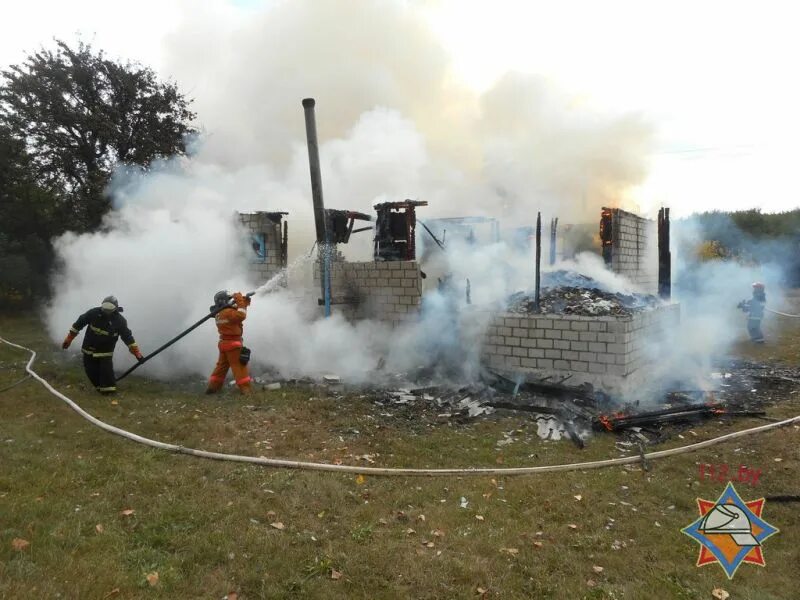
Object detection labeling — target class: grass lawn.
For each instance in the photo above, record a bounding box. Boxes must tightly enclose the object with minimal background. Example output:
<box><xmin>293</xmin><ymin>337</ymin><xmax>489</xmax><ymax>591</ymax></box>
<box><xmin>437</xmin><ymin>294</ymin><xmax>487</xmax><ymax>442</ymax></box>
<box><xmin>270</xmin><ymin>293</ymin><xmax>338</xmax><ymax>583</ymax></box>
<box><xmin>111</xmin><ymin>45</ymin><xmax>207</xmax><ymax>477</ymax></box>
<box><xmin>1</xmin><ymin>306</ymin><xmax>799</xmax><ymax>599</ymax></box>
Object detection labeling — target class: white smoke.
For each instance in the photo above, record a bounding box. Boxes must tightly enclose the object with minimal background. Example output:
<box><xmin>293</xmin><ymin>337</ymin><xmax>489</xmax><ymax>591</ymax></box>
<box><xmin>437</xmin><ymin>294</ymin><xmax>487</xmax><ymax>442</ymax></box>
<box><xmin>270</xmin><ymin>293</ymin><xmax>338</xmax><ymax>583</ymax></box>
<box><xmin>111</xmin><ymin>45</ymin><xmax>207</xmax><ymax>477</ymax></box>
<box><xmin>633</xmin><ymin>217</ymin><xmax>790</xmax><ymax>399</ymax></box>
<box><xmin>44</xmin><ymin>0</ymin><xmax>660</xmax><ymax>386</ymax></box>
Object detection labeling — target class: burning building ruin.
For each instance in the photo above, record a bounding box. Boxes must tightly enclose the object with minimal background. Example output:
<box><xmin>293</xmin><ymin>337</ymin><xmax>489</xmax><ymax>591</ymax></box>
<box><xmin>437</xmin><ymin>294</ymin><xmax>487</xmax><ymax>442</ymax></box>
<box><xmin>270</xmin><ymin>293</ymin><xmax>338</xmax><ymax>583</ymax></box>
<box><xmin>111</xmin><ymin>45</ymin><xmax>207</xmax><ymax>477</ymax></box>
<box><xmin>311</xmin><ymin>199</ymin><xmax>425</xmax><ymax>325</ymax></box>
<box><xmin>477</xmin><ymin>207</ymin><xmax>677</xmax><ymax>396</ymax></box>
<box><xmin>294</xmin><ymin>97</ymin><xmax>678</xmax><ymax>398</ymax></box>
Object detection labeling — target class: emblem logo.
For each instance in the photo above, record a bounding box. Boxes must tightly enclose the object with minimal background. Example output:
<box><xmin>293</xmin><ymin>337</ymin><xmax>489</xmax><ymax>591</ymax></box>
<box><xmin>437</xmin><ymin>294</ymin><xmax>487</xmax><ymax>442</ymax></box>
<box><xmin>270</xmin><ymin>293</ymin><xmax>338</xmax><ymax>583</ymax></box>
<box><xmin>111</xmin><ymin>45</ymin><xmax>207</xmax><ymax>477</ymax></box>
<box><xmin>682</xmin><ymin>481</ymin><xmax>779</xmax><ymax>578</ymax></box>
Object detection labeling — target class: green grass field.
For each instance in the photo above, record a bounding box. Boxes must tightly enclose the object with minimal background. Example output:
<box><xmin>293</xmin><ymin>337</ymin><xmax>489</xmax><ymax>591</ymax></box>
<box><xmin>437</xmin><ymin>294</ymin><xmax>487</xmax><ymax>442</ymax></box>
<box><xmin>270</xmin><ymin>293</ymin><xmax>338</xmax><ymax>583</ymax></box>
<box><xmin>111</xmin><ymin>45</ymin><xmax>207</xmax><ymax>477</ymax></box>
<box><xmin>1</xmin><ymin>304</ymin><xmax>799</xmax><ymax>599</ymax></box>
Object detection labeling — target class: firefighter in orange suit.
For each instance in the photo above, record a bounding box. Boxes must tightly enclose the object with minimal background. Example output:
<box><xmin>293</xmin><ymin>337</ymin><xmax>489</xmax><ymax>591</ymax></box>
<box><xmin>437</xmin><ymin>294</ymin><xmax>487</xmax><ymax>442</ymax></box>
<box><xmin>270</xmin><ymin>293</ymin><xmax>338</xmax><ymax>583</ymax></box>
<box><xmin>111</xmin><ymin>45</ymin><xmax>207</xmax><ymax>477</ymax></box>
<box><xmin>206</xmin><ymin>290</ymin><xmax>253</xmax><ymax>394</ymax></box>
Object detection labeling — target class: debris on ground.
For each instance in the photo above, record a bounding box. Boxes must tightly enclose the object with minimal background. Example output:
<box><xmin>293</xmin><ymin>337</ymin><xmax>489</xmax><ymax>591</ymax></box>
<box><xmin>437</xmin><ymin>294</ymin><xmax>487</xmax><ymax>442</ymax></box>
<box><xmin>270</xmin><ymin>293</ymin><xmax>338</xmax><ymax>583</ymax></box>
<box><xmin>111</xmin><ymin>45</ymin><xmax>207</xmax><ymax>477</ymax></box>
<box><xmin>257</xmin><ymin>357</ymin><xmax>799</xmax><ymax>450</ymax></box>
<box><xmin>507</xmin><ymin>286</ymin><xmax>660</xmax><ymax>317</ymax></box>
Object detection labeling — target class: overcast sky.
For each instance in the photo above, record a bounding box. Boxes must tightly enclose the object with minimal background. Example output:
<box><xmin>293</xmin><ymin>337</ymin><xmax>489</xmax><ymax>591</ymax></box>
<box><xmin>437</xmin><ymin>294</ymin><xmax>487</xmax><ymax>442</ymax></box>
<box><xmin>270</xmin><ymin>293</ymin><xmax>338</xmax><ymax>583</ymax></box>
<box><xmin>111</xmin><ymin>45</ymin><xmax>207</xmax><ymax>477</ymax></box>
<box><xmin>2</xmin><ymin>0</ymin><xmax>798</xmax><ymax>217</ymax></box>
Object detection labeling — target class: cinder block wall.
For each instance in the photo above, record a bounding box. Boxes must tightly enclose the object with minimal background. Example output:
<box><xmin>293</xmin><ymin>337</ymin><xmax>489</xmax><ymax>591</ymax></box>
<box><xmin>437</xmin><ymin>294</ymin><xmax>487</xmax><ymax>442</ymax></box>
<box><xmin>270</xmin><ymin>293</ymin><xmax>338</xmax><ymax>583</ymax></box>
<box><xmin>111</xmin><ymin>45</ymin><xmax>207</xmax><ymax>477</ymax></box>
<box><xmin>481</xmin><ymin>303</ymin><xmax>680</xmax><ymax>394</ymax></box>
<box><xmin>611</xmin><ymin>209</ymin><xmax>657</xmax><ymax>293</ymax></box>
<box><xmin>313</xmin><ymin>260</ymin><xmax>422</xmax><ymax>325</ymax></box>
<box><xmin>238</xmin><ymin>212</ymin><xmax>284</xmax><ymax>285</ymax></box>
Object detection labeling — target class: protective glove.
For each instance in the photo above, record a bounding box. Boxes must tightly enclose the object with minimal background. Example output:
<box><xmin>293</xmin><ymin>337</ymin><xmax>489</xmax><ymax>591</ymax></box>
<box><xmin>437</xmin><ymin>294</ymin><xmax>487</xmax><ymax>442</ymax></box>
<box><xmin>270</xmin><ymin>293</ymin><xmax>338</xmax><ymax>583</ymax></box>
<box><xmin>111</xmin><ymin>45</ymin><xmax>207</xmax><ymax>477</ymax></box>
<box><xmin>233</xmin><ymin>292</ymin><xmax>248</xmax><ymax>308</ymax></box>
<box><xmin>130</xmin><ymin>344</ymin><xmax>144</xmax><ymax>361</ymax></box>
<box><xmin>62</xmin><ymin>332</ymin><xmax>76</xmax><ymax>349</ymax></box>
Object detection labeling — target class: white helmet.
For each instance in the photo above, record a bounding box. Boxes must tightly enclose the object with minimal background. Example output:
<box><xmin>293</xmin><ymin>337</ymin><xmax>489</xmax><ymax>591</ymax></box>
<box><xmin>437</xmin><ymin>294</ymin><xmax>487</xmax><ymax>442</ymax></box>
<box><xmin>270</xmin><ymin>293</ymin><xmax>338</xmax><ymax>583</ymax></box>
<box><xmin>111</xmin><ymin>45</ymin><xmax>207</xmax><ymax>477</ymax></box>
<box><xmin>699</xmin><ymin>504</ymin><xmax>759</xmax><ymax>546</ymax></box>
<box><xmin>101</xmin><ymin>295</ymin><xmax>119</xmax><ymax>313</ymax></box>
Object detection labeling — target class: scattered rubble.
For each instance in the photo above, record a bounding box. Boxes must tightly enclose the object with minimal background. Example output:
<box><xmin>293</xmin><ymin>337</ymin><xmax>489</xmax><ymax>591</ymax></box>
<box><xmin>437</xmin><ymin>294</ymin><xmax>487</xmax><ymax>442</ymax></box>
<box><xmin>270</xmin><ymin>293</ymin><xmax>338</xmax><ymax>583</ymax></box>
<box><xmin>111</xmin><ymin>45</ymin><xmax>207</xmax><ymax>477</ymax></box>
<box><xmin>258</xmin><ymin>357</ymin><xmax>799</xmax><ymax>450</ymax></box>
<box><xmin>503</xmin><ymin>269</ymin><xmax>663</xmax><ymax>316</ymax></box>
<box><xmin>507</xmin><ymin>286</ymin><xmax>660</xmax><ymax>317</ymax></box>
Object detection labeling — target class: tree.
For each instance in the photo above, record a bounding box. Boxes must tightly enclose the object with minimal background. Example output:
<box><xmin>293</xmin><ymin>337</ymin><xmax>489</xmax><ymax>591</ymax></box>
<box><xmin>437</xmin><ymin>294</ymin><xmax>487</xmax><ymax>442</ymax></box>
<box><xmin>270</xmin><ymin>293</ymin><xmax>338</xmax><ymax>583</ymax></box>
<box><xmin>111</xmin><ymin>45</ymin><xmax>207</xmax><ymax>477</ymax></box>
<box><xmin>0</xmin><ymin>123</ymin><xmax>59</xmax><ymax>307</ymax></box>
<box><xmin>0</xmin><ymin>39</ymin><xmax>196</xmax><ymax>231</ymax></box>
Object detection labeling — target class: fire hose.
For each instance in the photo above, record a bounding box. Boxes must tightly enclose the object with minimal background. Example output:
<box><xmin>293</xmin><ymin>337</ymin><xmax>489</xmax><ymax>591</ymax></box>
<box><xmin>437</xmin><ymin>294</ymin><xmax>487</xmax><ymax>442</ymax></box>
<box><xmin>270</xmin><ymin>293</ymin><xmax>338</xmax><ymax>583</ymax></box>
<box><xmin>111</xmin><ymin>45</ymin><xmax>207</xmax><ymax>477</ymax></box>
<box><xmin>2</xmin><ymin>335</ymin><xmax>799</xmax><ymax>477</ymax></box>
<box><xmin>116</xmin><ymin>291</ymin><xmax>256</xmax><ymax>381</ymax></box>
<box><xmin>766</xmin><ymin>308</ymin><xmax>800</xmax><ymax>318</ymax></box>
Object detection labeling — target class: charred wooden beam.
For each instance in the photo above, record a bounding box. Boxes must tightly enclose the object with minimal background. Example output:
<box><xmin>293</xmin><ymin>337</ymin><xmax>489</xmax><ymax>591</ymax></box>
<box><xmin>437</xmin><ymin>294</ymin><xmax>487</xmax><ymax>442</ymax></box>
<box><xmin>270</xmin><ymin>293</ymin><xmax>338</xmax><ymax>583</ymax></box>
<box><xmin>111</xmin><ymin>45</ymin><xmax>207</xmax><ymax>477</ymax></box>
<box><xmin>594</xmin><ymin>405</ymin><xmax>766</xmax><ymax>432</ymax></box>
<box><xmin>324</xmin><ymin>209</ymin><xmax>372</xmax><ymax>244</ymax></box>
<box><xmin>658</xmin><ymin>207</ymin><xmax>671</xmax><ymax>300</ymax></box>
<box><xmin>600</xmin><ymin>208</ymin><xmax>614</xmax><ymax>266</ymax></box>
<box><xmin>534</xmin><ymin>212</ymin><xmax>542</xmax><ymax>311</ymax></box>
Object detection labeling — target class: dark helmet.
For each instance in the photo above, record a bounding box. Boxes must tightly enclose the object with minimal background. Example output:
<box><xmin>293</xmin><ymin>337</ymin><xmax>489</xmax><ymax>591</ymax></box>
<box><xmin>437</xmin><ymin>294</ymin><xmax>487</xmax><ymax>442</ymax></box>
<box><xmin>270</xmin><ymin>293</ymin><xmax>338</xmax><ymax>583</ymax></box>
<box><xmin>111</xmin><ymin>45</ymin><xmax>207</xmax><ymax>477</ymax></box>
<box><xmin>213</xmin><ymin>290</ymin><xmax>231</xmax><ymax>307</ymax></box>
<box><xmin>101</xmin><ymin>295</ymin><xmax>119</xmax><ymax>313</ymax></box>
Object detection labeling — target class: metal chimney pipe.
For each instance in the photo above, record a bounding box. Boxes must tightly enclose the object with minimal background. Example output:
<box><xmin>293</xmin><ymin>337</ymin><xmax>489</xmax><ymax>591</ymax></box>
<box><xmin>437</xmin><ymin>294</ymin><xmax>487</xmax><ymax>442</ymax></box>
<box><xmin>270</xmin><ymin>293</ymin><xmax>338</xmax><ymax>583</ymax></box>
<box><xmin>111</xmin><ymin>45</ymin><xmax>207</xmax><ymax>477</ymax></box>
<box><xmin>302</xmin><ymin>98</ymin><xmax>327</xmax><ymax>244</ymax></box>
<box><xmin>302</xmin><ymin>98</ymin><xmax>331</xmax><ymax>316</ymax></box>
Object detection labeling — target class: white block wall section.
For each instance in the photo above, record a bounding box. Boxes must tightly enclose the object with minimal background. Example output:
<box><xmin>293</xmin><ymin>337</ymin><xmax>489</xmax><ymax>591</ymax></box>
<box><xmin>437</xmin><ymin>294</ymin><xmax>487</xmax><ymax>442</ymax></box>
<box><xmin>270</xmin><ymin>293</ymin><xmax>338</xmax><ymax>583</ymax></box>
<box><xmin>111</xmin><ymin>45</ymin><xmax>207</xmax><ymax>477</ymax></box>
<box><xmin>313</xmin><ymin>260</ymin><xmax>423</xmax><ymax>324</ymax></box>
<box><xmin>610</xmin><ymin>209</ymin><xmax>658</xmax><ymax>294</ymax></box>
<box><xmin>477</xmin><ymin>303</ymin><xmax>681</xmax><ymax>396</ymax></box>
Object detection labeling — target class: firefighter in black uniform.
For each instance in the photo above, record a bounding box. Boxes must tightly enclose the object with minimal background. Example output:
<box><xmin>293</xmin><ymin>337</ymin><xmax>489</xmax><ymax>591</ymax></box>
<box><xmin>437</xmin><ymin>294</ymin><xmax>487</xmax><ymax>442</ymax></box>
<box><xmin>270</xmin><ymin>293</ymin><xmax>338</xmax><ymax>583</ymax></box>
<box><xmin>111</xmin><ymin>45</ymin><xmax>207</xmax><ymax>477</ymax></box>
<box><xmin>61</xmin><ymin>296</ymin><xmax>144</xmax><ymax>393</ymax></box>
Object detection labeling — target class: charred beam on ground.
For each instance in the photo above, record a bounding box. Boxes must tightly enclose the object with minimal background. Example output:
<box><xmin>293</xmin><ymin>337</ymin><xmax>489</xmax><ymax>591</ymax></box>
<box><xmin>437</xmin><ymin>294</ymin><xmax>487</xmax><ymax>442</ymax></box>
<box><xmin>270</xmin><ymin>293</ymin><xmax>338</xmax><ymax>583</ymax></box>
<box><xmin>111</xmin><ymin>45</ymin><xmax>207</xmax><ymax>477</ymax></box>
<box><xmin>594</xmin><ymin>405</ymin><xmax>767</xmax><ymax>432</ymax></box>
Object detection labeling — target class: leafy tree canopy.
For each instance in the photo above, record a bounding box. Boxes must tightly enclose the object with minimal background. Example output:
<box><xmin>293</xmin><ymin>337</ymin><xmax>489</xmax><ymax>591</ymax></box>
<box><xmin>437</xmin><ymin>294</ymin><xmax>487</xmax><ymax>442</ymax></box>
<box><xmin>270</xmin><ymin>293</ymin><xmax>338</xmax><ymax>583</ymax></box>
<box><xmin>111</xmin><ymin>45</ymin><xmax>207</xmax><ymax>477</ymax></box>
<box><xmin>0</xmin><ymin>39</ymin><xmax>196</xmax><ymax>231</ymax></box>
<box><xmin>0</xmin><ymin>39</ymin><xmax>197</xmax><ymax>306</ymax></box>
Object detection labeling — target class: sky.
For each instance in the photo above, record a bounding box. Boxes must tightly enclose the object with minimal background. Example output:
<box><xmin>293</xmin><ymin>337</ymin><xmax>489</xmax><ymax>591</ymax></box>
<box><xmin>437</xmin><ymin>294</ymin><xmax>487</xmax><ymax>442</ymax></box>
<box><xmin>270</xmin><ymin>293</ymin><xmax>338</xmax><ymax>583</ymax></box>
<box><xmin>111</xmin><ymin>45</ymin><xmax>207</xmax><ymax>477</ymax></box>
<box><xmin>1</xmin><ymin>0</ymin><xmax>799</xmax><ymax>217</ymax></box>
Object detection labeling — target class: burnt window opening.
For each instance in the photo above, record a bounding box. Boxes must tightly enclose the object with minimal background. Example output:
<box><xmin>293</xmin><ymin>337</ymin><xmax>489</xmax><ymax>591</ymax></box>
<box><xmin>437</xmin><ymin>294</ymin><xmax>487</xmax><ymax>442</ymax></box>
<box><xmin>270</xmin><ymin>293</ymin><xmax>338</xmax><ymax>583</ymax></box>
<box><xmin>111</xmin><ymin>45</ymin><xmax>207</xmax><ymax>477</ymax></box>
<box><xmin>250</xmin><ymin>233</ymin><xmax>267</xmax><ymax>263</ymax></box>
<box><xmin>373</xmin><ymin>200</ymin><xmax>428</xmax><ymax>261</ymax></box>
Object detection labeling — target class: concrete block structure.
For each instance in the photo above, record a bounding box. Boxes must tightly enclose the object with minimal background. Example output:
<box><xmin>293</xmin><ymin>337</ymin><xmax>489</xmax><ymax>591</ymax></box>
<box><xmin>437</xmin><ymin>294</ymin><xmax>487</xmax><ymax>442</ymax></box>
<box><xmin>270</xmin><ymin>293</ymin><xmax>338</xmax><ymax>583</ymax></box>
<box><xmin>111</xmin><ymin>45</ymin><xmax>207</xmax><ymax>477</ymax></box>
<box><xmin>602</xmin><ymin>208</ymin><xmax>658</xmax><ymax>294</ymax></box>
<box><xmin>238</xmin><ymin>212</ymin><xmax>287</xmax><ymax>286</ymax></box>
<box><xmin>480</xmin><ymin>303</ymin><xmax>680</xmax><ymax>395</ymax></box>
<box><xmin>314</xmin><ymin>260</ymin><xmax>423</xmax><ymax>326</ymax></box>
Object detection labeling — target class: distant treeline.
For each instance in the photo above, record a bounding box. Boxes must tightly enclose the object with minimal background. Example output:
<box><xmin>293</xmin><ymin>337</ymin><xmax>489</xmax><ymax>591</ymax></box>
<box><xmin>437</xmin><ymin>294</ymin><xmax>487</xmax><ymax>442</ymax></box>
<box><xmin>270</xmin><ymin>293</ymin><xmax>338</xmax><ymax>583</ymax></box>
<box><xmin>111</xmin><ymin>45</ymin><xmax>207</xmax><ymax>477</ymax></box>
<box><xmin>678</xmin><ymin>209</ymin><xmax>800</xmax><ymax>286</ymax></box>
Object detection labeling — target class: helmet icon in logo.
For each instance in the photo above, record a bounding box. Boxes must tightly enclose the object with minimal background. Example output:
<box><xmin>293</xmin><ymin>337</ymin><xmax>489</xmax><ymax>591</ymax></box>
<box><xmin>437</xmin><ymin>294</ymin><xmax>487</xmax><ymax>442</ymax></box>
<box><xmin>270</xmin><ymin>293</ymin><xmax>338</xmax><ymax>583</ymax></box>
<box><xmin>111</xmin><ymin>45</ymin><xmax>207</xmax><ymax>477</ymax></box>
<box><xmin>682</xmin><ymin>482</ymin><xmax>780</xmax><ymax>578</ymax></box>
<box><xmin>699</xmin><ymin>504</ymin><xmax>759</xmax><ymax>546</ymax></box>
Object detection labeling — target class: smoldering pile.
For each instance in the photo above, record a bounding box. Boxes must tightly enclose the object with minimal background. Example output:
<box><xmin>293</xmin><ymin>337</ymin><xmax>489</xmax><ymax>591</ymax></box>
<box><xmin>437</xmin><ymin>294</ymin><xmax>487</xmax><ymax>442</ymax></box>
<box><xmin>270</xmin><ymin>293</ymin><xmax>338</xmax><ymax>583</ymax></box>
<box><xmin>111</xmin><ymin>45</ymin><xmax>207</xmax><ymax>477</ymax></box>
<box><xmin>506</xmin><ymin>270</ymin><xmax>661</xmax><ymax>316</ymax></box>
<box><xmin>366</xmin><ymin>371</ymin><xmax>601</xmax><ymax>446</ymax></box>
<box><xmin>323</xmin><ymin>359</ymin><xmax>785</xmax><ymax>448</ymax></box>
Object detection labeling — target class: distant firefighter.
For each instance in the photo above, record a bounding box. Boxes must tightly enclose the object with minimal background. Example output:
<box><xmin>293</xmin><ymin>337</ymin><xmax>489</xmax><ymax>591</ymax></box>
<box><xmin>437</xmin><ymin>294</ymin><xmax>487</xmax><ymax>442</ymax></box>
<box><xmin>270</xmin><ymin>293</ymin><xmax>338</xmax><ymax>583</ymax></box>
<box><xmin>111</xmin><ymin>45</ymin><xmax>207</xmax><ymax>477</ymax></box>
<box><xmin>206</xmin><ymin>290</ymin><xmax>253</xmax><ymax>395</ymax></box>
<box><xmin>738</xmin><ymin>283</ymin><xmax>766</xmax><ymax>343</ymax></box>
<box><xmin>62</xmin><ymin>296</ymin><xmax>143</xmax><ymax>393</ymax></box>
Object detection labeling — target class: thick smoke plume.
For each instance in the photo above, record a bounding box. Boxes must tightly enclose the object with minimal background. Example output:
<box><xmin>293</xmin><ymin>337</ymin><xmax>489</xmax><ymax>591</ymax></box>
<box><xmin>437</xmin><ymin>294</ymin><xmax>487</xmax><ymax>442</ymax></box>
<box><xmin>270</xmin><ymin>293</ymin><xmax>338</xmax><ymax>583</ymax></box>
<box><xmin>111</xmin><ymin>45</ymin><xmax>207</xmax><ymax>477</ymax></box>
<box><xmin>160</xmin><ymin>0</ymin><xmax>653</xmax><ymax>223</ymax></box>
<box><xmin>46</xmin><ymin>0</ymin><xmax>667</xmax><ymax>387</ymax></box>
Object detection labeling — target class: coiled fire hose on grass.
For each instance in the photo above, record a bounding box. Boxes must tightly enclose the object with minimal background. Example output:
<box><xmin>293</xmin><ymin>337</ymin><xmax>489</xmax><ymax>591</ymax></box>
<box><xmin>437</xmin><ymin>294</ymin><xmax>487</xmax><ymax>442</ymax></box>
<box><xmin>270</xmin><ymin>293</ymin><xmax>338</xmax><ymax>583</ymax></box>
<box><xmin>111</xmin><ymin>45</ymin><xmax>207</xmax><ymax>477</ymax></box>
<box><xmin>2</xmin><ymin>335</ymin><xmax>799</xmax><ymax>477</ymax></box>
